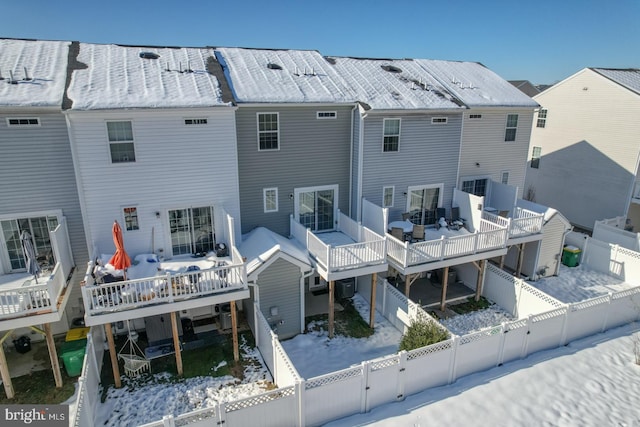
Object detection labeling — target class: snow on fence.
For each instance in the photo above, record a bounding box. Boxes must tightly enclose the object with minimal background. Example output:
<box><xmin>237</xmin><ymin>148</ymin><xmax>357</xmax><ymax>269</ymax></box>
<box><xmin>71</xmin><ymin>326</ymin><xmax>104</xmax><ymax>427</ymax></box>
<box><xmin>593</xmin><ymin>216</ymin><xmax>640</xmax><ymax>251</ymax></box>
<box><xmin>581</xmin><ymin>237</ymin><xmax>640</xmax><ymax>284</ymax></box>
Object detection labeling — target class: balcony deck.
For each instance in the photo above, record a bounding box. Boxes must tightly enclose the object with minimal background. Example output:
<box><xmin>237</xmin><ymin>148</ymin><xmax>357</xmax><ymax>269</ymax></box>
<box><xmin>81</xmin><ymin>252</ymin><xmax>248</xmax><ymax>326</ymax></box>
<box><xmin>290</xmin><ymin>212</ymin><xmax>387</xmax><ymax>281</ymax></box>
<box><xmin>482</xmin><ymin>207</ymin><xmax>544</xmax><ymax>244</ymax></box>
<box><xmin>387</xmin><ymin>219</ymin><xmax>508</xmax><ymax>275</ymax></box>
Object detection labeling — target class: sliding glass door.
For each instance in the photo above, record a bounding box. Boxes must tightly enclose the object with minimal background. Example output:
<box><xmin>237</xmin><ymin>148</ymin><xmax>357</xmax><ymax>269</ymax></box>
<box><xmin>295</xmin><ymin>185</ymin><xmax>338</xmax><ymax>232</ymax></box>
<box><xmin>0</xmin><ymin>215</ymin><xmax>58</xmax><ymax>271</ymax></box>
<box><xmin>168</xmin><ymin>206</ymin><xmax>214</xmax><ymax>256</ymax></box>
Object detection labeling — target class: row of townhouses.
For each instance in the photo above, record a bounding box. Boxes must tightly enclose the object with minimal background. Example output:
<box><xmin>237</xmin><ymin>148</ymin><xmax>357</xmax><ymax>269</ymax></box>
<box><xmin>0</xmin><ymin>38</ymin><xmax>575</xmax><ymax>396</ymax></box>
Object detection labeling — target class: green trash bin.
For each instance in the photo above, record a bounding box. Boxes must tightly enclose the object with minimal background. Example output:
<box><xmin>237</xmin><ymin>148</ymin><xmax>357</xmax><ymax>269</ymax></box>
<box><xmin>59</xmin><ymin>338</ymin><xmax>87</xmax><ymax>377</ymax></box>
<box><xmin>562</xmin><ymin>246</ymin><xmax>581</xmax><ymax>267</ymax></box>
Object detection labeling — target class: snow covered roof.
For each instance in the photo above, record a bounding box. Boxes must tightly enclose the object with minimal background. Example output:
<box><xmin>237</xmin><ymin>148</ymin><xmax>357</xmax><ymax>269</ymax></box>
<box><xmin>517</xmin><ymin>199</ymin><xmax>571</xmax><ymax>227</ymax></box>
<box><xmin>216</xmin><ymin>47</ymin><xmax>356</xmax><ymax>104</ymax></box>
<box><xmin>591</xmin><ymin>68</ymin><xmax>640</xmax><ymax>96</ymax></box>
<box><xmin>415</xmin><ymin>59</ymin><xmax>539</xmax><ymax>108</ymax></box>
<box><xmin>326</xmin><ymin>56</ymin><xmax>464</xmax><ymax>111</ymax></box>
<box><xmin>240</xmin><ymin>227</ymin><xmax>311</xmax><ymax>277</ymax></box>
<box><xmin>68</xmin><ymin>43</ymin><xmax>231</xmax><ymax>110</ymax></box>
<box><xmin>0</xmin><ymin>38</ymin><xmax>70</xmax><ymax>108</ymax></box>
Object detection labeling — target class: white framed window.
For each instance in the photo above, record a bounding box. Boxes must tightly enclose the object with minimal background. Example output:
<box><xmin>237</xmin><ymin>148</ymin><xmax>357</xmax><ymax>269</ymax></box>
<box><xmin>123</xmin><ymin>207</ymin><xmax>139</xmax><ymax>231</ymax></box>
<box><xmin>184</xmin><ymin>118</ymin><xmax>208</xmax><ymax>125</ymax></box>
<box><xmin>6</xmin><ymin>117</ymin><xmax>40</xmax><ymax>127</ymax></box>
<box><xmin>383</xmin><ymin>118</ymin><xmax>400</xmax><ymax>152</ymax></box>
<box><xmin>431</xmin><ymin>117</ymin><xmax>448</xmax><ymax>124</ymax></box>
<box><xmin>263</xmin><ymin>188</ymin><xmax>279</xmax><ymax>213</ymax></box>
<box><xmin>504</xmin><ymin>114</ymin><xmax>518</xmax><ymax>141</ymax></box>
<box><xmin>257</xmin><ymin>112</ymin><xmax>279</xmax><ymax>150</ymax></box>
<box><xmin>294</xmin><ymin>184</ymin><xmax>338</xmax><ymax>232</ymax></box>
<box><xmin>501</xmin><ymin>171</ymin><xmax>509</xmax><ymax>185</ymax></box>
<box><xmin>106</xmin><ymin>121</ymin><xmax>135</xmax><ymax>163</ymax></box>
<box><xmin>531</xmin><ymin>146</ymin><xmax>541</xmax><ymax>169</ymax></box>
<box><xmin>536</xmin><ymin>109</ymin><xmax>547</xmax><ymax>128</ymax></box>
<box><xmin>469</xmin><ymin>114</ymin><xmax>482</xmax><ymax>119</ymax></box>
<box><xmin>382</xmin><ymin>186</ymin><xmax>394</xmax><ymax>208</ymax></box>
<box><xmin>461</xmin><ymin>177</ymin><xmax>489</xmax><ymax>197</ymax></box>
<box><xmin>317</xmin><ymin>111</ymin><xmax>337</xmax><ymax>119</ymax></box>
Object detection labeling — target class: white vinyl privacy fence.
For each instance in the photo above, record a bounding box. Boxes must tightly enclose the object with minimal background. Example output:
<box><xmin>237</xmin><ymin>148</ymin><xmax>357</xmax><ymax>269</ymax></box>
<box><xmin>71</xmin><ymin>326</ymin><xmax>105</xmax><ymax>427</ymax></box>
<box><xmin>82</xmin><ymin>239</ymin><xmax>640</xmax><ymax>426</ymax></box>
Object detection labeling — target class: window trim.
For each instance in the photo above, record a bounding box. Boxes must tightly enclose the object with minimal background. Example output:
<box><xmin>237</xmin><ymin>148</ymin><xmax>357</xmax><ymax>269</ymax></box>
<box><xmin>469</xmin><ymin>114</ymin><xmax>482</xmax><ymax>119</ymax></box>
<box><xmin>431</xmin><ymin>117</ymin><xmax>448</xmax><ymax>124</ymax></box>
<box><xmin>294</xmin><ymin>184</ymin><xmax>339</xmax><ymax>232</ymax></box>
<box><xmin>263</xmin><ymin>188</ymin><xmax>279</xmax><ymax>213</ymax></box>
<box><xmin>316</xmin><ymin>111</ymin><xmax>337</xmax><ymax>120</ymax></box>
<box><xmin>460</xmin><ymin>176</ymin><xmax>491</xmax><ymax>197</ymax></box>
<box><xmin>500</xmin><ymin>171</ymin><xmax>510</xmax><ymax>185</ymax></box>
<box><xmin>257</xmin><ymin>112</ymin><xmax>280</xmax><ymax>151</ymax></box>
<box><xmin>504</xmin><ymin>114</ymin><xmax>518</xmax><ymax>142</ymax></box>
<box><xmin>382</xmin><ymin>186</ymin><xmax>395</xmax><ymax>208</ymax></box>
<box><xmin>531</xmin><ymin>146</ymin><xmax>542</xmax><ymax>169</ymax></box>
<box><xmin>382</xmin><ymin>118</ymin><xmax>401</xmax><ymax>153</ymax></box>
<box><xmin>6</xmin><ymin>117</ymin><xmax>41</xmax><ymax>127</ymax></box>
<box><xmin>106</xmin><ymin>120</ymin><xmax>136</xmax><ymax>163</ymax></box>
<box><xmin>536</xmin><ymin>109</ymin><xmax>547</xmax><ymax>128</ymax></box>
<box><xmin>122</xmin><ymin>206</ymin><xmax>140</xmax><ymax>232</ymax></box>
<box><xmin>405</xmin><ymin>183</ymin><xmax>444</xmax><ymax>213</ymax></box>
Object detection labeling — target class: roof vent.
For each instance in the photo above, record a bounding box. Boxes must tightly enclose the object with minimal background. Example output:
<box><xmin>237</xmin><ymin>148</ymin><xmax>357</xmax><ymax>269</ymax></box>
<box><xmin>139</xmin><ymin>52</ymin><xmax>160</xmax><ymax>60</ymax></box>
<box><xmin>381</xmin><ymin>65</ymin><xmax>402</xmax><ymax>73</ymax></box>
<box><xmin>7</xmin><ymin>70</ymin><xmax>18</xmax><ymax>84</ymax></box>
<box><xmin>267</xmin><ymin>63</ymin><xmax>283</xmax><ymax>70</ymax></box>
<box><xmin>324</xmin><ymin>57</ymin><xmax>337</xmax><ymax>65</ymax></box>
<box><xmin>23</xmin><ymin>67</ymin><xmax>32</xmax><ymax>81</ymax></box>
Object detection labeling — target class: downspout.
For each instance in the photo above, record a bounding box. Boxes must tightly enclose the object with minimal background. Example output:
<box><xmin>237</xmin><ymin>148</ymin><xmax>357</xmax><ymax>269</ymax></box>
<box><xmin>248</xmin><ymin>281</ymin><xmax>259</xmax><ymax>343</ymax></box>
<box><xmin>455</xmin><ymin>110</ymin><xmax>465</xmax><ymax>194</ymax></box>
<box><xmin>348</xmin><ymin>104</ymin><xmax>357</xmax><ymax>217</ymax></box>
<box><xmin>623</xmin><ymin>148</ymin><xmax>640</xmax><ymax>218</ymax></box>
<box><xmin>357</xmin><ymin>107</ymin><xmax>367</xmax><ymax>221</ymax></box>
<box><xmin>300</xmin><ymin>268</ymin><xmax>315</xmax><ymax>333</ymax></box>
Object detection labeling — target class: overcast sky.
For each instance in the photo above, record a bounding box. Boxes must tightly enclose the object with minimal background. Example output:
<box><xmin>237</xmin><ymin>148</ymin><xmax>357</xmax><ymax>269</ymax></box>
<box><xmin>1</xmin><ymin>0</ymin><xmax>637</xmax><ymax>85</ymax></box>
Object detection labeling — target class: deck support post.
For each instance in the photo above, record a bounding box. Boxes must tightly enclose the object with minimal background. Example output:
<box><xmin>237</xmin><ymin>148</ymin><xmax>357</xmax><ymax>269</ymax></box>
<box><xmin>328</xmin><ymin>281</ymin><xmax>335</xmax><ymax>338</ymax></box>
<box><xmin>517</xmin><ymin>243</ymin><xmax>525</xmax><ymax>278</ymax></box>
<box><xmin>231</xmin><ymin>300</ymin><xmax>239</xmax><ymax>362</ymax></box>
<box><xmin>170</xmin><ymin>311</ymin><xmax>183</xmax><ymax>375</ymax></box>
<box><xmin>440</xmin><ymin>266</ymin><xmax>450</xmax><ymax>312</ymax></box>
<box><xmin>369</xmin><ymin>273</ymin><xmax>377</xmax><ymax>328</ymax></box>
<box><xmin>0</xmin><ymin>331</ymin><xmax>14</xmax><ymax>399</ymax></box>
<box><xmin>44</xmin><ymin>323</ymin><xmax>63</xmax><ymax>388</ymax></box>
<box><xmin>500</xmin><ymin>254</ymin><xmax>505</xmax><ymax>269</ymax></box>
<box><xmin>105</xmin><ymin>323</ymin><xmax>121</xmax><ymax>388</ymax></box>
<box><xmin>405</xmin><ymin>274</ymin><xmax>410</xmax><ymax>297</ymax></box>
<box><xmin>475</xmin><ymin>260</ymin><xmax>486</xmax><ymax>302</ymax></box>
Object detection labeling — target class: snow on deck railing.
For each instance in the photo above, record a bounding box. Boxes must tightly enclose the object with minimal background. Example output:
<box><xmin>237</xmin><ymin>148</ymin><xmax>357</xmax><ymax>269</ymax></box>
<box><xmin>82</xmin><ymin>262</ymin><xmax>246</xmax><ymax>316</ymax></box>
<box><xmin>389</xmin><ymin>221</ymin><xmax>507</xmax><ymax>268</ymax></box>
<box><xmin>0</xmin><ymin>262</ymin><xmax>66</xmax><ymax>320</ymax></box>
<box><xmin>510</xmin><ymin>207</ymin><xmax>544</xmax><ymax>236</ymax></box>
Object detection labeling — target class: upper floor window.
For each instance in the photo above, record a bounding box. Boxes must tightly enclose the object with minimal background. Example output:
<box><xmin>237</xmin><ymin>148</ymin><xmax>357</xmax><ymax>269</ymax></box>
<box><xmin>469</xmin><ymin>114</ymin><xmax>482</xmax><ymax>119</ymax></box>
<box><xmin>536</xmin><ymin>109</ymin><xmax>547</xmax><ymax>128</ymax></box>
<box><xmin>107</xmin><ymin>121</ymin><xmax>135</xmax><ymax>163</ymax></box>
<box><xmin>317</xmin><ymin>111</ymin><xmax>337</xmax><ymax>119</ymax></box>
<box><xmin>382</xmin><ymin>186</ymin><xmax>394</xmax><ymax>208</ymax></box>
<box><xmin>123</xmin><ymin>207</ymin><xmax>139</xmax><ymax>231</ymax></box>
<box><xmin>7</xmin><ymin>117</ymin><xmax>40</xmax><ymax>127</ymax></box>
<box><xmin>431</xmin><ymin>117</ymin><xmax>448</xmax><ymax>124</ymax></box>
<box><xmin>531</xmin><ymin>146</ymin><xmax>541</xmax><ymax>169</ymax></box>
<box><xmin>263</xmin><ymin>188</ymin><xmax>278</xmax><ymax>213</ymax></box>
<box><xmin>383</xmin><ymin>118</ymin><xmax>400</xmax><ymax>152</ymax></box>
<box><xmin>504</xmin><ymin>114</ymin><xmax>518</xmax><ymax>141</ymax></box>
<box><xmin>258</xmin><ymin>113</ymin><xmax>279</xmax><ymax>150</ymax></box>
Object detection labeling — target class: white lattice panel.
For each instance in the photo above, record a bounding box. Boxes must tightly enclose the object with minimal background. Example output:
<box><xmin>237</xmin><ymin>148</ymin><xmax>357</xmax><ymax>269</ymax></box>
<box><xmin>371</xmin><ymin>355</ymin><xmax>400</xmax><ymax>371</ymax></box>
<box><xmin>459</xmin><ymin>326</ymin><xmax>501</xmax><ymax>345</ymax></box>
<box><xmin>306</xmin><ymin>366</ymin><xmax>363</xmax><ymax>389</ymax></box>
<box><xmin>175</xmin><ymin>408</ymin><xmax>218</xmax><ymax>426</ymax></box>
<box><xmin>225</xmin><ymin>387</ymin><xmax>295</xmax><ymax>412</ymax></box>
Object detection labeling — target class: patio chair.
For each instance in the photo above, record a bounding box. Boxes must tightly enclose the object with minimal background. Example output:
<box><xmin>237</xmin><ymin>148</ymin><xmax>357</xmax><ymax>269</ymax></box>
<box><xmin>436</xmin><ymin>207</ymin><xmax>446</xmax><ymax>221</ymax></box>
<box><xmin>449</xmin><ymin>207</ymin><xmax>464</xmax><ymax>230</ymax></box>
<box><xmin>402</xmin><ymin>212</ymin><xmax>412</xmax><ymax>221</ymax></box>
<box><xmin>412</xmin><ymin>224</ymin><xmax>425</xmax><ymax>242</ymax></box>
<box><xmin>391</xmin><ymin>227</ymin><xmax>405</xmax><ymax>241</ymax></box>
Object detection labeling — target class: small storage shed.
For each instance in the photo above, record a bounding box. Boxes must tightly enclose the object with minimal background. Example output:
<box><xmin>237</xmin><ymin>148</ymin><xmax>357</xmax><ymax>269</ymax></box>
<box><xmin>239</xmin><ymin>227</ymin><xmax>312</xmax><ymax>340</ymax></box>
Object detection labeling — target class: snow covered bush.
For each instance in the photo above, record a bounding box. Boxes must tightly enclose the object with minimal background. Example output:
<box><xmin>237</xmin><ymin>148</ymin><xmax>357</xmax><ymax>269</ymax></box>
<box><xmin>399</xmin><ymin>319</ymin><xmax>449</xmax><ymax>352</ymax></box>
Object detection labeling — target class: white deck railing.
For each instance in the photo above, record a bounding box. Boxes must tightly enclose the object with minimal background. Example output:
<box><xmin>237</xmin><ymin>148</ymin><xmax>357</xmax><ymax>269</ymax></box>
<box><xmin>388</xmin><ymin>220</ymin><xmax>508</xmax><ymax>269</ymax></box>
<box><xmin>482</xmin><ymin>208</ymin><xmax>543</xmax><ymax>239</ymax></box>
<box><xmin>0</xmin><ymin>262</ymin><xmax>67</xmax><ymax>320</ymax></box>
<box><xmin>82</xmin><ymin>261</ymin><xmax>247</xmax><ymax>316</ymax></box>
<box><xmin>290</xmin><ymin>214</ymin><xmax>386</xmax><ymax>274</ymax></box>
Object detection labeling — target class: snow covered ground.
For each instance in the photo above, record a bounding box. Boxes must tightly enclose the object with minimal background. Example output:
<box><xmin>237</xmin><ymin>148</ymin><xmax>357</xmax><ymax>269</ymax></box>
<box><xmin>529</xmin><ymin>264</ymin><xmax>636</xmax><ymax>303</ymax></box>
<box><xmin>441</xmin><ymin>304</ymin><xmax>514</xmax><ymax>336</ymax></box>
<box><xmin>326</xmin><ymin>323</ymin><xmax>640</xmax><ymax>427</ymax></box>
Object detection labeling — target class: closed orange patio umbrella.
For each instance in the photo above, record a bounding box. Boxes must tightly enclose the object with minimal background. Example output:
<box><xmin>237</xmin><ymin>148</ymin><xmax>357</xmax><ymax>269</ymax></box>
<box><xmin>109</xmin><ymin>220</ymin><xmax>131</xmax><ymax>280</ymax></box>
